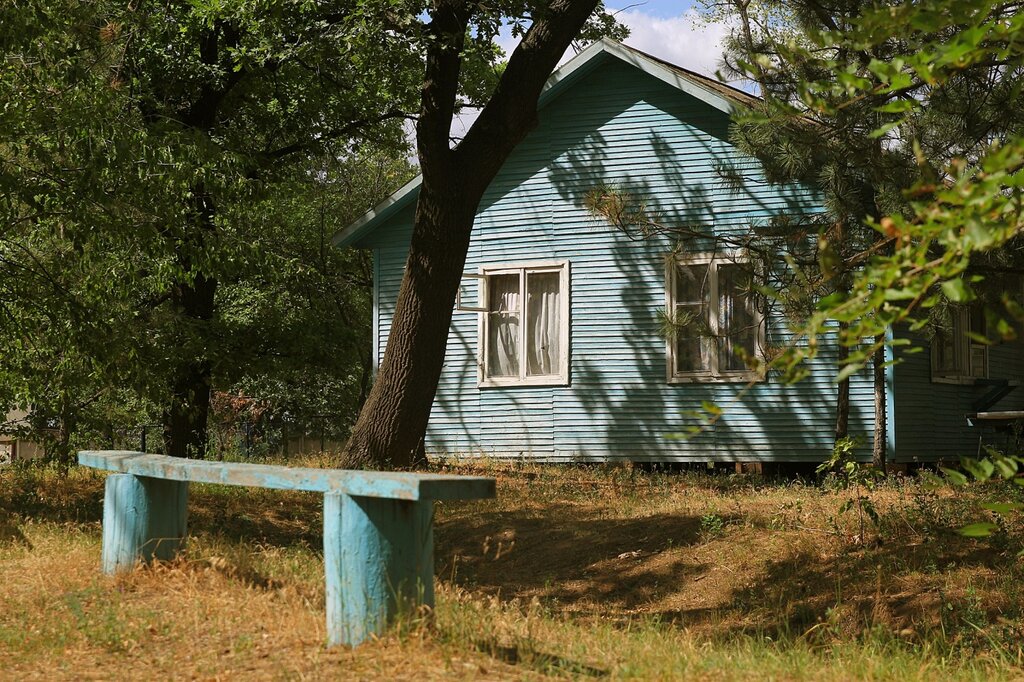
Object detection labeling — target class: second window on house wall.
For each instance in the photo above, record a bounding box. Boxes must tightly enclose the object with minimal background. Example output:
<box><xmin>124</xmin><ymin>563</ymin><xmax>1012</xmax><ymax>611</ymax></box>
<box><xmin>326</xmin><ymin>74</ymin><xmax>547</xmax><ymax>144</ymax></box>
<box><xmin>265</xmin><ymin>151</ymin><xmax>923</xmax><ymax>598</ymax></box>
<box><xmin>667</xmin><ymin>253</ymin><xmax>763</xmax><ymax>382</ymax></box>
<box><xmin>932</xmin><ymin>305</ymin><xmax>988</xmax><ymax>381</ymax></box>
<box><xmin>479</xmin><ymin>261</ymin><xmax>569</xmax><ymax>386</ymax></box>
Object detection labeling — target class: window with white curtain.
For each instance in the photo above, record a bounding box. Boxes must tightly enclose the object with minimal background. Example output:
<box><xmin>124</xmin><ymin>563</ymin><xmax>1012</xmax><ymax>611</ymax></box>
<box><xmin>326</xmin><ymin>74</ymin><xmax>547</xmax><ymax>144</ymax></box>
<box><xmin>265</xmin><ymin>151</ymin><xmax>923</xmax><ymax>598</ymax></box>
<box><xmin>480</xmin><ymin>261</ymin><xmax>569</xmax><ymax>386</ymax></box>
<box><xmin>667</xmin><ymin>253</ymin><xmax>762</xmax><ymax>382</ymax></box>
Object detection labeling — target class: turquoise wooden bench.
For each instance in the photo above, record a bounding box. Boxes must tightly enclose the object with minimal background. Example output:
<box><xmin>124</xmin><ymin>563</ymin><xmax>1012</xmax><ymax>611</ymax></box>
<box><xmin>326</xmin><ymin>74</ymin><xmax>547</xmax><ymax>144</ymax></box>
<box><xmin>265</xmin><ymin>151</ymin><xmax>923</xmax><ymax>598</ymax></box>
<box><xmin>78</xmin><ymin>450</ymin><xmax>495</xmax><ymax>647</ymax></box>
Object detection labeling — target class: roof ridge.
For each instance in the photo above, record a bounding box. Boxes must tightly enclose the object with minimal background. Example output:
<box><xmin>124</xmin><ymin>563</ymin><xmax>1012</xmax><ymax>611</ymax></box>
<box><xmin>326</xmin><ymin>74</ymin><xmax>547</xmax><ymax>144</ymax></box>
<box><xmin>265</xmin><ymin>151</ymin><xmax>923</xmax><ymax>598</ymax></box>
<box><xmin>611</xmin><ymin>40</ymin><xmax>760</xmax><ymax>106</ymax></box>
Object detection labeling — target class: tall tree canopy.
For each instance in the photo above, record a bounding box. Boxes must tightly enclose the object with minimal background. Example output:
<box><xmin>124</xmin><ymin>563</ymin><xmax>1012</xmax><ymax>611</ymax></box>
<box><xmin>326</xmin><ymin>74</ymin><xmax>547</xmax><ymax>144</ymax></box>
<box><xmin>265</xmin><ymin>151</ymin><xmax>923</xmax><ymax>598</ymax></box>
<box><xmin>1</xmin><ymin>0</ymin><xmax>415</xmax><ymax>461</ymax></box>
<box><xmin>1</xmin><ymin>0</ymin><xmax>623</xmax><ymax>466</ymax></box>
<box><xmin>727</xmin><ymin>0</ymin><xmax>1024</xmax><ymax>366</ymax></box>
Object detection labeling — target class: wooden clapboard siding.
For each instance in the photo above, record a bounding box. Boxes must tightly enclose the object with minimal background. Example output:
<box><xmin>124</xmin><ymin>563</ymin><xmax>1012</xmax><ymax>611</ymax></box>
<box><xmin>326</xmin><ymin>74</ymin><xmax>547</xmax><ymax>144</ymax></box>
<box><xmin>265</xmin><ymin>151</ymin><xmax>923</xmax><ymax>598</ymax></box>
<box><xmin>892</xmin><ymin>330</ymin><xmax>1024</xmax><ymax>463</ymax></box>
<box><xmin>359</xmin><ymin>49</ymin><xmax>882</xmax><ymax>462</ymax></box>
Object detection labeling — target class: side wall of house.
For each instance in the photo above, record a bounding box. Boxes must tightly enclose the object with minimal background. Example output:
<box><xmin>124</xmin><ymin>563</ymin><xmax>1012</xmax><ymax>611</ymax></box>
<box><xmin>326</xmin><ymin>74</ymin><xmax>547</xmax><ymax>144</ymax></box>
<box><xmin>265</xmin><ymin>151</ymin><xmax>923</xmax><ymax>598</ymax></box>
<box><xmin>892</xmin><ymin>331</ymin><xmax>1024</xmax><ymax>462</ymax></box>
<box><xmin>362</xmin><ymin>57</ymin><xmax>878</xmax><ymax>462</ymax></box>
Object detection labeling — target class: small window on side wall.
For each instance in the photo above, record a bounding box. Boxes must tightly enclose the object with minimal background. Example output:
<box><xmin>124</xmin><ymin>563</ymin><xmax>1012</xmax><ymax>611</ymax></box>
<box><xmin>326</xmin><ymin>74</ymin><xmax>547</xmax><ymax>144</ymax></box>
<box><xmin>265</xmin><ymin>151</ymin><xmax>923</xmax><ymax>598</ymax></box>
<box><xmin>666</xmin><ymin>253</ymin><xmax>763</xmax><ymax>382</ymax></box>
<box><xmin>932</xmin><ymin>305</ymin><xmax>988</xmax><ymax>382</ymax></box>
<box><xmin>480</xmin><ymin>261</ymin><xmax>569</xmax><ymax>386</ymax></box>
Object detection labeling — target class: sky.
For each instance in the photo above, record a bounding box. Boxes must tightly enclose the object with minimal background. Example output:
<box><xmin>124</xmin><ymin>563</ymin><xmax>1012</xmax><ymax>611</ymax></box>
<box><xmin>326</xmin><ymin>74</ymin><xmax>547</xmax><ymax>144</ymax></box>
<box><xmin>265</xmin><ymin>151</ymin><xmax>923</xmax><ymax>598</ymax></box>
<box><xmin>497</xmin><ymin>1</ymin><xmax>731</xmax><ymax>77</ymax></box>
<box><xmin>451</xmin><ymin>1</ymin><xmax>733</xmax><ymax>138</ymax></box>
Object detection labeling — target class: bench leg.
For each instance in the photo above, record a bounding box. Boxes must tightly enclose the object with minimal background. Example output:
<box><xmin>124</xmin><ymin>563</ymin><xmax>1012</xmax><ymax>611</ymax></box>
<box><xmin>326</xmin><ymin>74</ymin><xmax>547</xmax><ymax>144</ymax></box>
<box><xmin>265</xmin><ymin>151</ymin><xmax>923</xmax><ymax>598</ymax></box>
<box><xmin>101</xmin><ymin>473</ymin><xmax>189</xmax><ymax>575</ymax></box>
<box><xmin>323</xmin><ymin>492</ymin><xmax>434</xmax><ymax>647</ymax></box>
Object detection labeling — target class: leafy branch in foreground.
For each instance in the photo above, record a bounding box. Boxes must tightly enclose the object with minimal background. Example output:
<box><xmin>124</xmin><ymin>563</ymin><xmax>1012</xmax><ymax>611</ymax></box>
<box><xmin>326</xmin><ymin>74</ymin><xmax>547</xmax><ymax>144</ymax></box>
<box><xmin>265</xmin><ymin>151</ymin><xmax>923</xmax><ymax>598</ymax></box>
<box><xmin>758</xmin><ymin>0</ymin><xmax>1024</xmax><ymax>377</ymax></box>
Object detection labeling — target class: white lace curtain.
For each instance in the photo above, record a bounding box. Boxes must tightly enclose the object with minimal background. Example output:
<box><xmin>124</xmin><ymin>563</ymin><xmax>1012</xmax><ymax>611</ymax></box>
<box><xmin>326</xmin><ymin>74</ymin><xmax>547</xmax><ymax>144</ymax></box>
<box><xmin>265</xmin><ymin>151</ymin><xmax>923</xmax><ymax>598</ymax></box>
<box><xmin>486</xmin><ymin>270</ymin><xmax>562</xmax><ymax>378</ymax></box>
<box><xmin>526</xmin><ymin>272</ymin><xmax>561</xmax><ymax>375</ymax></box>
<box><xmin>487</xmin><ymin>274</ymin><xmax>520</xmax><ymax>377</ymax></box>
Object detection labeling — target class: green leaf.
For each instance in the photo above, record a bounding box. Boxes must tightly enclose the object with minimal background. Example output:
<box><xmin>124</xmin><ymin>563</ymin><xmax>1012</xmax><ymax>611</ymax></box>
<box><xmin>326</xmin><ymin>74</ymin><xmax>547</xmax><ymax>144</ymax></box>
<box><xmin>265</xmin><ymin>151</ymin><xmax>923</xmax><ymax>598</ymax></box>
<box><xmin>941</xmin><ymin>467</ymin><xmax>969</xmax><ymax>486</ymax></box>
<box><xmin>980</xmin><ymin>502</ymin><xmax>1023</xmax><ymax>514</ymax></box>
<box><xmin>874</xmin><ymin>98</ymin><xmax>915</xmax><ymax>114</ymax></box>
<box><xmin>869</xmin><ymin>120</ymin><xmax>901</xmax><ymax>139</ymax></box>
<box><xmin>961</xmin><ymin>457</ymin><xmax>995</xmax><ymax>481</ymax></box>
<box><xmin>835</xmin><ymin>363</ymin><xmax>863</xmax><ymax>384</ymax></box>
<box><xmin>701</xmin><ymin>400</ymin><xmax>723</xmax><ymax>417</ymax></box>
<box><xmin>992</xmin><ymin>456</ymin><xmax>1018</xmax><ymax>479</ymax></box>
<box><xmin>957</xmin><ymin>522</ymin><xmax>999</xmax><ymax>537</ymax></box>
<box><xmin>941</xmin><ymin>279</ymin><xmax>974</xmax><ymax>303</ymax></box>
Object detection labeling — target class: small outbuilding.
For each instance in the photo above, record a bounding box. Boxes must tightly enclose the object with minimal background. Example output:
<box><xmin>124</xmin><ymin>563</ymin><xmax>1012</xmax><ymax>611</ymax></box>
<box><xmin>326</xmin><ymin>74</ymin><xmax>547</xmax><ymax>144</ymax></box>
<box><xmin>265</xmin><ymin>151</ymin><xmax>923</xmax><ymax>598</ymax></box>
<box><xmin>1</xmin><ymin>409</ymin><xmax>44</xmax><ymax>464</ymax></box>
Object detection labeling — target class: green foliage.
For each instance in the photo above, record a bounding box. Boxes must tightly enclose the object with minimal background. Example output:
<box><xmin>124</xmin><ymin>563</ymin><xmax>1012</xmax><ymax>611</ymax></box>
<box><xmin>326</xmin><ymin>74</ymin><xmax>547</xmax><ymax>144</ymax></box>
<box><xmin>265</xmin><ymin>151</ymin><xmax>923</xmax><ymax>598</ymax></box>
<box><xmin>0</xmin><ymin>0</ymin><xmax>420</xmax><ymax>459</ymax></box>
<box><xmin>922</xmin><ymin>446</ymin><xmax>1024</xmax><ymax>541</ymax></box>
<box><xmin>1</xmin><ymin>0</ymin><xmax>625</xmax><ymax>461</ymax></box>
<box><xmin>732</xmin><ymin>0</ymin><xmax>1024</xmax><ymax>376</ymax></box>
<box><xmin>818</xmin><ymin>436</ymin><xmax>883</xmax><ymax>541</ymax></box>
<box><xmin>699</xmin><ymin>511</ymin><xmax>726</xmax><ymax>540</ymax></box>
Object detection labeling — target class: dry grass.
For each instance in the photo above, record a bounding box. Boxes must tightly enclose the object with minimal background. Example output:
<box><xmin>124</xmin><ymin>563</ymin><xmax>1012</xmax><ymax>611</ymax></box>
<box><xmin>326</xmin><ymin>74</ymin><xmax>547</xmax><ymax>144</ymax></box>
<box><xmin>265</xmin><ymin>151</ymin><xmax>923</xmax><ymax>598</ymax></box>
<box><xmin>2</xmin><ymin>458</ymin><xmax>1024</xmax><ymax>680</ymax></box>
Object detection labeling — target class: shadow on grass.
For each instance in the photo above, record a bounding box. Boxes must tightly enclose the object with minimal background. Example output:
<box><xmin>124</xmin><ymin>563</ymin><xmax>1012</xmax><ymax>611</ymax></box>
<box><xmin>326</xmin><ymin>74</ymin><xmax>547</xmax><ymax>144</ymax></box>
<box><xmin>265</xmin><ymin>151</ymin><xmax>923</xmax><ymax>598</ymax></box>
<box><xmin>7</xmin><ymin>465</ymin><xmax>1021</xmax><ymax>650</ymax></box>
<box><xmin>436</xmin><ymin>504</ymin><xmax>712</xmax><ymax>610</ymax></box>
<box><xmin>474</xmin><ymin>638</ymin><xmax>609</xmax><ymax>678</ymax></box>
<box><xmin>433</xmin><ymin>500</ymin><xmax>1022</xmax><ymax>641</ymax></box>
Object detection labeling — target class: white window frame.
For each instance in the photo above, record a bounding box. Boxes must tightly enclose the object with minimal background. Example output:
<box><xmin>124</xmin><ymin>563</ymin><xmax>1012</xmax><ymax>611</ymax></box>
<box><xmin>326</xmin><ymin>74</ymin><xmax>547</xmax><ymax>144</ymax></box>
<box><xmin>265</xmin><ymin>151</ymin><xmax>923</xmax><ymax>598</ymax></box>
<box><xmin>455</xmin><ymin>273</ymin><xmax>489</xmax><ymax>312</ymax></box>
<box><xmin>665</xmin><ymin>252</ymin><xmax>764</xmax><ymax>384</ymax></box>
<box><xmin>931</xmin><ymin>306</ymin><xmax>988</xmax><ymax>383</ymax></box>
<box><xmin>478</xmin><ymin>260</ymin><xmax>570</xmax><ymax>388</ymax></box>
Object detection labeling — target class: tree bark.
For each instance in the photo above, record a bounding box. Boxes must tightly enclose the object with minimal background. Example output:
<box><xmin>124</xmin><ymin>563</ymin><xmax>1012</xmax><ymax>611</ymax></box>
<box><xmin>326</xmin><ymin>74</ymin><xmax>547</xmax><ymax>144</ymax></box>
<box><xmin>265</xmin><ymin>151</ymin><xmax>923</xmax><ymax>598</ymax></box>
<box><xmin>342</xmin><ymin>185</ymin><xmax>477</xmax><ymax>468</ymax></box>
<box><xmin>162</xmin><ymin>188</ymin><xmax>218</xmax><ymax>459</ymax></box>
<box><xmin>342</xmin><ymin>0</ymin><xmax>600</xmax><ymax>469</ymax></box>
<box><xmin>158</xmin><ymin>25</ymin><xmax>232</xmax><ymax>459</ymax></box>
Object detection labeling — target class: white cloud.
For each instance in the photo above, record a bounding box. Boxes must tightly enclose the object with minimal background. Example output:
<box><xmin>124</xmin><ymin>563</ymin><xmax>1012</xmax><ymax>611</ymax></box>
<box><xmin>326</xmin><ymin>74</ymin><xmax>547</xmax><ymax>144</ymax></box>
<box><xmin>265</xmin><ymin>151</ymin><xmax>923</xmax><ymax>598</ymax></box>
<box><xmin>615</xmin><ymin>8</ymin><xmax>731</xmax><ymax>79</ymax></box>
<box><xmin>494</xmin><ymin>8</ymin><xmax>732</xmax><ymax>77</ymax></box>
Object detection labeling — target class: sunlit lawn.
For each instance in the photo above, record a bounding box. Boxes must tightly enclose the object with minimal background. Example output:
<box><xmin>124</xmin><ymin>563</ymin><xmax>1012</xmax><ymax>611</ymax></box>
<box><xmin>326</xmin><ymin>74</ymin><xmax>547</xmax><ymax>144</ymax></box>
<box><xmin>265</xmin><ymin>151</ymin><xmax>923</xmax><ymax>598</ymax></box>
<box><xmin>2</xmin><ymin>459</ymin><xmax>1023</xmax><ymax>679</ymax></box>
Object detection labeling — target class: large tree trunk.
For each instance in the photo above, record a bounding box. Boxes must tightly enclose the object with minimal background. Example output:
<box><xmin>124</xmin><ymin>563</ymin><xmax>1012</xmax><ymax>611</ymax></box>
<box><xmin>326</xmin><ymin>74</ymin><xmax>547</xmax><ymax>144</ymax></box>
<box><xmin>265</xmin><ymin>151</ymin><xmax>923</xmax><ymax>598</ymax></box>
<box><xmin>163</xmin><ymin>353</ymin><xmax>214</xmax><ymax>458</ymax></box>
<box><xmin>343</xmin><ymin>185</ymin><xmax>477</xmax><ymax>468</ymax></box>
<box><xmin>342</xmin><ymin>0</ymin><xmax>600</xmax><ymax>469</ymax></box>
<box><xmin>163</xmin><ymin>189</ymin><xmax>218</xmax><ymax>459</ymax></box>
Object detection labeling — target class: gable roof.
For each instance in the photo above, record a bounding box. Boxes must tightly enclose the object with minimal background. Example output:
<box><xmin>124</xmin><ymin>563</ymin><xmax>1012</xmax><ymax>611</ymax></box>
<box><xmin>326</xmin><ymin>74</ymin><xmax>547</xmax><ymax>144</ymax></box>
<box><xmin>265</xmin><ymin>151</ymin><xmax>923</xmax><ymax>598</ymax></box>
<box><xmin>334</xmin><ymin>38</ymin><xmax>756</xmax><ymax>248</ymax></box>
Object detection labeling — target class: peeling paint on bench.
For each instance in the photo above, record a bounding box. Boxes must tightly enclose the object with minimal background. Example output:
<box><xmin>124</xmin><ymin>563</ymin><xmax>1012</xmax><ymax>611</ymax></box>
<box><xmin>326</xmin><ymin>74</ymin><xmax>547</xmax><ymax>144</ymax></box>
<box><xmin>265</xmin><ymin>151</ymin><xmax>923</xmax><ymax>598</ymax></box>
<box><xmin>78</xmin><ymin>450</ymin><xmax>495</xmax><ymax>647</ymax></box>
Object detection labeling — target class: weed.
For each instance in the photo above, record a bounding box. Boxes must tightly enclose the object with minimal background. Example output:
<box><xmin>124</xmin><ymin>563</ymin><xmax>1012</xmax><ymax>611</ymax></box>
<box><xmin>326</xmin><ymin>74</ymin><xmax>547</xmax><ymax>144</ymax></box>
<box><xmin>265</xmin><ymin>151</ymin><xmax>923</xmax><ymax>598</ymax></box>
<box><xmin>699</xmin><ymin>512</ymin><xmax>726</xmax><ymax>541</ymax></box>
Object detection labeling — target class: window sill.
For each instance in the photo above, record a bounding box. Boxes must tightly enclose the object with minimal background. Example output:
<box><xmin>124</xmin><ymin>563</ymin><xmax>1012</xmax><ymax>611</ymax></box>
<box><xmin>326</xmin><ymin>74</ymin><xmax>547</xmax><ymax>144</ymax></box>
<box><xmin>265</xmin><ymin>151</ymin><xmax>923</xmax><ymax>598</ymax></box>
<box><xmin>931</xmin><ymin>376</ymin><xmax>985</xmax><ymax>385</ymax></box>
<box><xmin>479</xmin><ymin>376</ymin><xmax>569</xmax><ymax>389</ymax></box>
<box><xmin>668</xmin><ymin>373</ymin><xmax>764</xmax><ymax>385</ymax></box>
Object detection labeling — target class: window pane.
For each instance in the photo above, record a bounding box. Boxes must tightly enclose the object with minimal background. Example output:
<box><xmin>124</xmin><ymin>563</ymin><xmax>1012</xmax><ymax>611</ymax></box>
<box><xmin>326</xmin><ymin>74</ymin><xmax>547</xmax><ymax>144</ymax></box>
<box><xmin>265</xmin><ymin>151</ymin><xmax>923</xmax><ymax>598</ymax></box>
<box><xmin>526</xmin><ymin>271</ymin><xmax>561</xmax><ymax>376</ymax></box>
<box><xmin>674</xmin><ymin>262</ymin><xmax>712</xmax><ymax>374</ymax></box>
<box><xmin>675</xmin><ymin>303</ymin><xmax>711</xmax><ymax>373</ymax></box>
<box><xmin>675</xmin><ymin>262</ymin><xmax>708</xmax><ymax>304</ymax></box>
<box><xmin>487</xmin><ymin>274</ymin><xmax>520</xmax><ymax>377</ymax></box>
<box><xmin>718</xmin><ymin>263</ymin><xmax>757</xmax><ymax>372</ymax></box>
<box><xmin>934</xmin><ymin>331</ymin><xmax>957</xmax><ymax>374</ymax></box>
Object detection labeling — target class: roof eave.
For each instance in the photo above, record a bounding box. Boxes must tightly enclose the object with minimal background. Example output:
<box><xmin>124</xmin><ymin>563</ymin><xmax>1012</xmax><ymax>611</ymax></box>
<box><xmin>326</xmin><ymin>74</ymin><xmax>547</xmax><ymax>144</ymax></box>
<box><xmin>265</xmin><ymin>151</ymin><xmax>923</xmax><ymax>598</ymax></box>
<box><xmin>333</xmin><ymin>174</ymin><xmax>423</xmax><ymax>248</ymax></box>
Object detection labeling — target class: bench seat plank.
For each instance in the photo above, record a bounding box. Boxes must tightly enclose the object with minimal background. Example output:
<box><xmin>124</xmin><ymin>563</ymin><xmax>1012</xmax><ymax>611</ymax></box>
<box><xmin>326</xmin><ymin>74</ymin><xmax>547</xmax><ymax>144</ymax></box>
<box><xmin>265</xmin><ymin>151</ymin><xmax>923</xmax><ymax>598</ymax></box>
<box><xmin>78</xmin><ymin>451</ymin><xmax>495</xmax><ymax>501</ymax></box>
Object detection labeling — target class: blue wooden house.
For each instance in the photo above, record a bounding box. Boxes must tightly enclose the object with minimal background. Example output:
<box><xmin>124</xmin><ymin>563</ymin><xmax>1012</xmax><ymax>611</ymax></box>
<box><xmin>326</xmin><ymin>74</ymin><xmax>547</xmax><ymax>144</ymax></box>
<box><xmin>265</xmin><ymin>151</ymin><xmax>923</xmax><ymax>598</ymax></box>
<box><xmin>336</xmin><ymin>39</ymin><xmax>1024</xmax><ymax>464</ymax></box>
